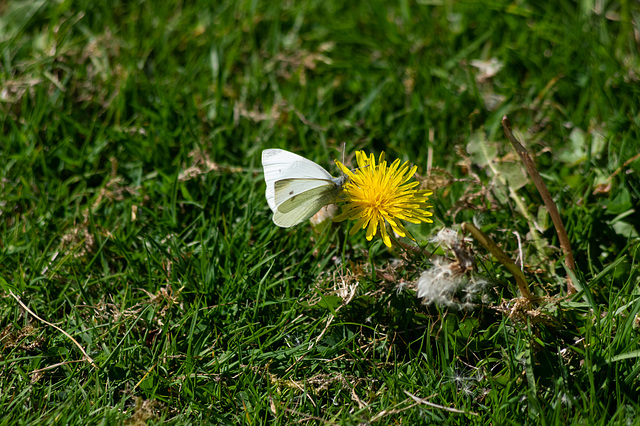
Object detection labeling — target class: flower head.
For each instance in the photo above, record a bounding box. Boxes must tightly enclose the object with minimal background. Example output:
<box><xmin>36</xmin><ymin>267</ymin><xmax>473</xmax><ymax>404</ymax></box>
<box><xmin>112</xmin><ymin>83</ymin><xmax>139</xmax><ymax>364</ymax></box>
<box><xmin>334</xmin><ymin>151</ymin><xmax>433</xmax><ymax>247</ymax></box>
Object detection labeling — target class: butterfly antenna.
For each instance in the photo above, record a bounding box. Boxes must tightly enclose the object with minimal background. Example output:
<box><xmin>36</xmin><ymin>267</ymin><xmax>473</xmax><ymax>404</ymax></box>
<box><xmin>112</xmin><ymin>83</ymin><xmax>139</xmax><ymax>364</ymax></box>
<box><xmin>339</xmin><ymin>142</ymin><xmax>348</xmax><ymax>182</ymax></box>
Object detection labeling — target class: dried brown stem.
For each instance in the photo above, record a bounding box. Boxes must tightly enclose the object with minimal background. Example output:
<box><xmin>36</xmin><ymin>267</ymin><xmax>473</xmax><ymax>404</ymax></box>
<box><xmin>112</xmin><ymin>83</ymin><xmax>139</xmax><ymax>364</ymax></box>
<box><xmin>462</xmin><ymin>222</ymin><xmax>533</xmax><ymax>300</ymax></box>
<box><xmin>501</xmin><ymin>116</ymin><xmax>576</xmax><ymax>295</ymax></box>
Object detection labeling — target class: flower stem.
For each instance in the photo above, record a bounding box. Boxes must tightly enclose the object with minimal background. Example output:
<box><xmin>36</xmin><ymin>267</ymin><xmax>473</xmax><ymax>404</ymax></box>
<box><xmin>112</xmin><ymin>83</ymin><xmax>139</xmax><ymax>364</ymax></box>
<box><xmin>501</xmin><ymin>116</ymin><xmax>576</xmax><ymax>295</ymax></box>
<box><xmin>462</xmin><ymin>222</ymin><xmax>533</xmax><ymax>300</ymax></box>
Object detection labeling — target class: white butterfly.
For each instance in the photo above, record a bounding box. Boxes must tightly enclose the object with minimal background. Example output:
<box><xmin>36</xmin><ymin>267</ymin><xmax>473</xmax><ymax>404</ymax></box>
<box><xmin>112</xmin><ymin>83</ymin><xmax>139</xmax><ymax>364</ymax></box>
<box><xmin>261</xmin><ymin>149</ymin><xmax>347</xmax><ymax>228</ymax></box>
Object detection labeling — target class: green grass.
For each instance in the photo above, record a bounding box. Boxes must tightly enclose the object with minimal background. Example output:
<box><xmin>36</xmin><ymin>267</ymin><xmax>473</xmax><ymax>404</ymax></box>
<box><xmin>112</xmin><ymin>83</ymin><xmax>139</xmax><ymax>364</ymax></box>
<box><xmin>1</xmin><ymin>0</ymin><xmax>640</xmax><ymax>424</ymax></box>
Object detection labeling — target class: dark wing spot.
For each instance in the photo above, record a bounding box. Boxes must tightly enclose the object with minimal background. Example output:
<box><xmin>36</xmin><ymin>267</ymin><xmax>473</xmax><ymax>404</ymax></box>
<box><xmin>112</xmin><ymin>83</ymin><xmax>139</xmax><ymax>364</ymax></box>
<box><xmin>289</xmin><ymin>191</ymin><xmax>294</xmax><ymax>195</ymax></box>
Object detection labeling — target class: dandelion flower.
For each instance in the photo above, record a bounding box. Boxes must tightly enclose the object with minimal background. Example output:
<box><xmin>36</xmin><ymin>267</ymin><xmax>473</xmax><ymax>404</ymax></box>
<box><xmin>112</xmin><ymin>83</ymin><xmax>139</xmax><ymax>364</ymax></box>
<box><xmin>334</xmin><ymin>151</ymin><xmax>433</xmax><ymax>247</ymax></box>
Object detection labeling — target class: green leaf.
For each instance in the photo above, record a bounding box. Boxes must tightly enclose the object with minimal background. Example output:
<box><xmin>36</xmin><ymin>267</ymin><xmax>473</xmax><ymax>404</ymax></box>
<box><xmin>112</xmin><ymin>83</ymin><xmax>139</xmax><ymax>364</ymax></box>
<box><xmin>494</xmin><ymin>161</ymin><xmax>528</xmax><ymax>190</ymax></box>
<box><xmin>466</xmin><ymin>131</ymin><xmax>496</xmax><ymax>166</ymax></box>
<box><xmin>605</xmin><ymin>189</ymin><xmax>632</xmax><ymax>215</ymax></box>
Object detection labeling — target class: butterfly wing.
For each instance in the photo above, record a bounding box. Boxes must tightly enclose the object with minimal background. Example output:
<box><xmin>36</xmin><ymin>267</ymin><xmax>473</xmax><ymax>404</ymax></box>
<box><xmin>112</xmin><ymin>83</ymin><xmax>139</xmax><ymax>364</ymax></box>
<box><xmin>262</xmin><ymin>149</ymin><xmax>334</xmax><ymax>212</ymax></box>
<box><xmin>274</xmin><ymin>178</ymin><xmax>339</xmax><ymax>207</ymax></box>
<box><xmin>272</xmin><ymin>179</ymin><xmax>343</xmax><ymax>227</ymax></box>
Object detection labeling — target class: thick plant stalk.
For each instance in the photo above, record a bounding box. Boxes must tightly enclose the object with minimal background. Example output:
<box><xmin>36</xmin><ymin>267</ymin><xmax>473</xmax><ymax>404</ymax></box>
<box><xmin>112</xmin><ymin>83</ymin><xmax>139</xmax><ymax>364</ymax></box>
<box><xmin>462</xmin><ymin>222</ymin><xmax>533</xmax><ymax>300</ymax></box>
<box><xmin>501</xmin><ymin>116</ymin><xmax>576</xmax><ymax>294</ymax></box>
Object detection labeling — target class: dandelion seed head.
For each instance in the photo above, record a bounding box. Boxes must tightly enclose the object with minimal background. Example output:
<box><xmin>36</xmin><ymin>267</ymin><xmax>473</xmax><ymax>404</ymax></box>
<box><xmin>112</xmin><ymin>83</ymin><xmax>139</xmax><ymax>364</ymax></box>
<box><xmin>396</xmin><ymin>281</ymin><xmax>408</xmax><ymax>294</ymax></box>
<box><xmin>430</xmin><ymin>227</ymin><xmax>461</xmax><ymax>248</ymax></box>
<box><xmin>416</xmin><ymin>258</ymin><xmax>489</xmax><ymax>309</ymax></box>
<box><xmin>446</xmin><ymin>366</ymin><xmax>482</xmax><ymax>398</ymax></box>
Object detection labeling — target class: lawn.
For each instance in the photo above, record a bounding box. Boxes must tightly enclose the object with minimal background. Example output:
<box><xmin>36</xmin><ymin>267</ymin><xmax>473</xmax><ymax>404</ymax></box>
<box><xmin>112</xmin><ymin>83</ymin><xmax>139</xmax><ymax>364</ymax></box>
<box><xmin>1</xmin><ymin>0</ymin><xmax>640</xmax><ymax>424</ymax></box>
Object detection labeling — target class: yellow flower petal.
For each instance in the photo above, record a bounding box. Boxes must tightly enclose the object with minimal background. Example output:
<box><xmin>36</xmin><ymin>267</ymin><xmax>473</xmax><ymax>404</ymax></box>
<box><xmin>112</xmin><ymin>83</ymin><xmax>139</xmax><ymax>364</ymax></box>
<box><xmin>334</xmin><ymin>150</ymin><xmax>434</xmax><ymax>248</ymax></box>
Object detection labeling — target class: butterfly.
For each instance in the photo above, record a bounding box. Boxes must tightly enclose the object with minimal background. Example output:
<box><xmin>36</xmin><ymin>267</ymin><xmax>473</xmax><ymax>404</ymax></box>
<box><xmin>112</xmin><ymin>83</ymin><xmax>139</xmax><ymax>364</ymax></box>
<box><xmin>261</xmin><ymin>149</ymin><xmax>347</xmax><ymax>227</ymax></box>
